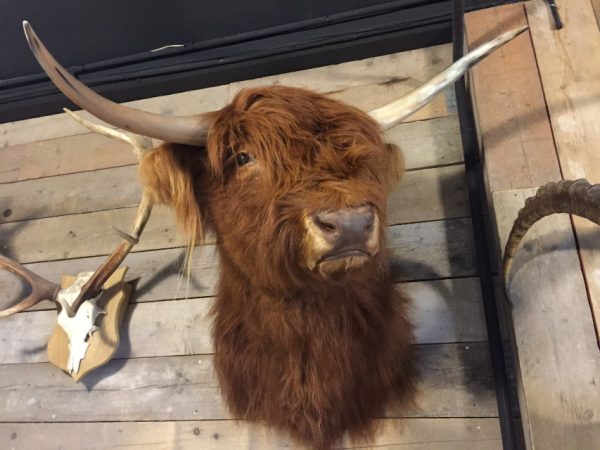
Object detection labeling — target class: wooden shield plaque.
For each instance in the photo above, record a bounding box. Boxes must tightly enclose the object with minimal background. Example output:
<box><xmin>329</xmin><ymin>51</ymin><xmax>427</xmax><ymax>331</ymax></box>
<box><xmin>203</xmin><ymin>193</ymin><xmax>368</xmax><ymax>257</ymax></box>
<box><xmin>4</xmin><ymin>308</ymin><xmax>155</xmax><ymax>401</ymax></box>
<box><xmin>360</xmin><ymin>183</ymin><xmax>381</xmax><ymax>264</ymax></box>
<box><xmin>47</xmin><ymin>267</ymin><xmax>131</xmax><ymax>382</ymax></box>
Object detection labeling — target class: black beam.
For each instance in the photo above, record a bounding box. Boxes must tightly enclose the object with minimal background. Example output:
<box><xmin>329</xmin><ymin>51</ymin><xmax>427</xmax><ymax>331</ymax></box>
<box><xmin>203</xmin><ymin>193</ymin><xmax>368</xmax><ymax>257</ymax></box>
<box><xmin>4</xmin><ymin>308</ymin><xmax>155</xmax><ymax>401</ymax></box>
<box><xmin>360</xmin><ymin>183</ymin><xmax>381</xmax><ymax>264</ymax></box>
<box><xmin>452</xmin><ymin>0</ymin><xmax>523</xmax><ymax>448</ymax></box>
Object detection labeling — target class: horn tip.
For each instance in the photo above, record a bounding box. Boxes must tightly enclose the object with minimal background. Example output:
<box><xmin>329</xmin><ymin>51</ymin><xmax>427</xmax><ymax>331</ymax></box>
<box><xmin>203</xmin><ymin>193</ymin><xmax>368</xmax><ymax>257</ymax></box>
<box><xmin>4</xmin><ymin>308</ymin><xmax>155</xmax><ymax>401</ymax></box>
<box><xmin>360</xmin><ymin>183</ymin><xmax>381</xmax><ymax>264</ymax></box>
<box><xmin>22</xmin><ymin>20</ymin><xmax>38</xmax><ymax>50</ymax></box>
<box><xmin>516</xmin><ymin>24</ymin><xmax>529</xmax><ymax>35</ymax></box>
<box><xmin>508</xmin><ymin>25</ymin><xmax>528</xmax><ymax>40</ymax></box>
<box><xmin>22</xmin><ymin>20</ymin><xmax>32</xmax><ymax>36</ymax></box>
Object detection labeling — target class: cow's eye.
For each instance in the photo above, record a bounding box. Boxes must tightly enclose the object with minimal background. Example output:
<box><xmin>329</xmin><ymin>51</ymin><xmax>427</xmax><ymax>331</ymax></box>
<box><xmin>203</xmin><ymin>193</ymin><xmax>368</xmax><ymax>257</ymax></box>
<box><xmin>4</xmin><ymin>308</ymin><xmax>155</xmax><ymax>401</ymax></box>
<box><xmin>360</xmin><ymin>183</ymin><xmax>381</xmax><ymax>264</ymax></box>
<box><xmin>236</xmin><ymin>152</ymin><xmax>252</xmax><ymax>166</ymax></box>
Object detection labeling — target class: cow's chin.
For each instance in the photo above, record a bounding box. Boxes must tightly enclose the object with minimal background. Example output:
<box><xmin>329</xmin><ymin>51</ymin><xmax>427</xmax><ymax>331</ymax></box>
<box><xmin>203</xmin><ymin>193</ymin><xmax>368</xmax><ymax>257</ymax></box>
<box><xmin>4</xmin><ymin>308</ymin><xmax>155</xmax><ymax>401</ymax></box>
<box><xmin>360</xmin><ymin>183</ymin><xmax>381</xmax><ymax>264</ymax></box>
<box><xmin>316</xmin><ymin>251</ymin><xmax>373</xmax><ymax>278</ymax></box>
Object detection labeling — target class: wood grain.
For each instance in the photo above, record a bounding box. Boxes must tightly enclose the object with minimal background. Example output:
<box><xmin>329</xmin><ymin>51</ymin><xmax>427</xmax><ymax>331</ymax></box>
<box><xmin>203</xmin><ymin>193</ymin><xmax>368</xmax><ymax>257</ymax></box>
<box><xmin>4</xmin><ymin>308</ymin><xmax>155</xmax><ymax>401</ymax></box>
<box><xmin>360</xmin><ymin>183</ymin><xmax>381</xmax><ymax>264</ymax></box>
<box><xmin>229</xmin><ymin>44</ymin><xmax>452</xmax><ymax>96</ymax></box>
<box><xmin>388</xmin><ymin>218</ymin><xmax>477</xmax><ymax>280</ymax></box>
<box><xmin>0</xmin><ymin>343</ymin><xmax>497</xmax><ymax>422</ymax></box>
<box><xmin>0</xmin><ymin>165</ymin><xmax>142</xmax><ymax>223</ymax></box>
<box><xmin>493</xmin><ymin>188</ymin><xmax>600</xmax><ymax>449</ymax></box>
<box><xmin>387</xmin><ymin>114</ymin><xmax>463</xmax><ymax>170</ymax></box>
<box><xmin>0</xmin><ymin>418</ymin><xmax>502</xmax><ymax>450</ymax></box>
<box><xmin>331</xmin><ymin>84</ymin><xmax>454</xmax><ymax>122</ymax></box>
<box><xmin>0</xmin><ymin>277</ymin><xmax>487</xmax><ymax>364</ymax></box>
<box><xmin>0</xmin><ymin>205</ymin><xmax>185</xmax><ymax>264</ymax></box>
<box><xmin>465</xmin><ymin>4</ymin><xmax>562</xmax><ymax>192</ymax></box>
<box><xmin>525</xmin><ymin>0</ymin><xmax>600</xmax><ymax>344</ymax></box>
<box><xmin>390</xmin><ymin>165</ymin><xmax>468</xmax><ymax>225</ymax></box>
<box><xmin>0</xmin><ymin>132</ymin><xmax>136</xmax><ymax>184</ymax></box>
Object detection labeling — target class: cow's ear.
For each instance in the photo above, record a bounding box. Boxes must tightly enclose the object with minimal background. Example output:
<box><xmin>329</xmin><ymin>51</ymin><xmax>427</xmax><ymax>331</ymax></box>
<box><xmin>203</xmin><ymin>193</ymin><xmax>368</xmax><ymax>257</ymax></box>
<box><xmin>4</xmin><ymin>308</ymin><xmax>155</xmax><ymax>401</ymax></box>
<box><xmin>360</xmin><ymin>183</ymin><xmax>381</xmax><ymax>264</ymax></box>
<box><xmin>139</xmin><ymin>143</ymin><xmax>205</xmax><ymax>243</ymax></box>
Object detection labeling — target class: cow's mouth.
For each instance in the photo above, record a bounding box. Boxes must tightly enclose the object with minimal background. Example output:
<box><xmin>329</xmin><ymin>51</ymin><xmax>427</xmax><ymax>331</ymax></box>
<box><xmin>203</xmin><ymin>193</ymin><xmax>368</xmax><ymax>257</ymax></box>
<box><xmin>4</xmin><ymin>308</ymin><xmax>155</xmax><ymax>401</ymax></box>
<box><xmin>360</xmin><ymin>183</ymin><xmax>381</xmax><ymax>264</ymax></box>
<box><xmin>316</xmin><ymin>249</ymin><xmax>373</xmax><ymax>276</ymax></box>
<box><xmin>320</xmin><ymin>249</ymin><xmax>370</xmax><ymax>262</ymax></box>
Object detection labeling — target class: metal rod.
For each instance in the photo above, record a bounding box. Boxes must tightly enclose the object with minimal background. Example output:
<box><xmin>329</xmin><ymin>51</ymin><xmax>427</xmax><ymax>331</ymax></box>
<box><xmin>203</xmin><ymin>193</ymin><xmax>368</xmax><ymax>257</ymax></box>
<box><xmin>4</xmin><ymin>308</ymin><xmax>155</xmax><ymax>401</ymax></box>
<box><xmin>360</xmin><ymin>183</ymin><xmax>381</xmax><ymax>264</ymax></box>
<box><xmin>547</xmin><ymin>0</ymin><xmax>564</xmax><ymax>30</ymax></box>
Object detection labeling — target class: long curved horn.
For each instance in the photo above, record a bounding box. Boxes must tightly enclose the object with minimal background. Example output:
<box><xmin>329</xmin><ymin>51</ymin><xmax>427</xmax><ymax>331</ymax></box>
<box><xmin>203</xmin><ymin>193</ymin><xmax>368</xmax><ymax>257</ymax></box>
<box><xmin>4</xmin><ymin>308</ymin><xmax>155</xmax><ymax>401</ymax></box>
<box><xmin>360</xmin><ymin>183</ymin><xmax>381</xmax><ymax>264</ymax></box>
<box><xmin>369</xmin><ymin>25</ymin><xmax>528</xmax><ymax>129</ymax></box>
<box><xmin>502</xmin><ymin>179</ymin><xmax>600</xmax><ymax>287</ymax></box>
<box><xmin>22</xmin><ymin>21</ymin><xmax>212</xmax><ymax>146</ymax></box>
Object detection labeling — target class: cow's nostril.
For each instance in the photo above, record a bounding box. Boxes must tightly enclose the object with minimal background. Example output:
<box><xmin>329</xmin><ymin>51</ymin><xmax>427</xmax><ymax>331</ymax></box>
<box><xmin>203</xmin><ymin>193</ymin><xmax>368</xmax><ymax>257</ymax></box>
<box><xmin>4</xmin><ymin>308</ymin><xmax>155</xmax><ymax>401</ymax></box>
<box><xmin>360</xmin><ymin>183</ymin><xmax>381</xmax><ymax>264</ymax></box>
<box><xmin>314</xmin><ymin>215</ymin><xmax>337</xmax><ymax>233</ymax></box>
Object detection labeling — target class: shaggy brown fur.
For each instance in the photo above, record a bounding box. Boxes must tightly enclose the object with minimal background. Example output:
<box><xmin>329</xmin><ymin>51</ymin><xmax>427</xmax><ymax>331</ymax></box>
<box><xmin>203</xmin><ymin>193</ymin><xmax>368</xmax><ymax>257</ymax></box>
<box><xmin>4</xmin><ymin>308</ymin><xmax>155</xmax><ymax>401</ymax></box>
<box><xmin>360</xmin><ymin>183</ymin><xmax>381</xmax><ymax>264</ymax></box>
<box><xmin>140</xmin><ymin>86</ymin><xmax>415</xmax><ymax>449</ymax></box>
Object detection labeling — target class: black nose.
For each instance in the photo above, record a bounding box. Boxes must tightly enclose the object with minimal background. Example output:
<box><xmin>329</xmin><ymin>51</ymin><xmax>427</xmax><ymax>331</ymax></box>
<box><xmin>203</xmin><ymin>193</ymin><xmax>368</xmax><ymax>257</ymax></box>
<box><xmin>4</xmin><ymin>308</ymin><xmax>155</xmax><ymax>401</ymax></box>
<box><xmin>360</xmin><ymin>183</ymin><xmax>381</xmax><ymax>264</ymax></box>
<box><xmin>312</xmin><ymin>206</ymin><xmax>376</xmax><ymax>256</ymax></box>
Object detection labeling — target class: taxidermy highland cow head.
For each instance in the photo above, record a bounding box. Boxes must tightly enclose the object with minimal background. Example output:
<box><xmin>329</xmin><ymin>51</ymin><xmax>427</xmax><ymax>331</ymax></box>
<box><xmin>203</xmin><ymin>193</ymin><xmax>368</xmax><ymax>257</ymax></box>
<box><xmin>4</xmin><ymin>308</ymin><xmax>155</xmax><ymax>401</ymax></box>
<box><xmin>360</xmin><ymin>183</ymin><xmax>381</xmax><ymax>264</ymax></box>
<box><xmin>141</xmin><ymin>88</ymin><xmax>413</xmax><ymax>449</ymax></box>
<box><xmin>5</xmin><ymin>21</ymin><xmax>528</xmax><ymax>449</ymax></box>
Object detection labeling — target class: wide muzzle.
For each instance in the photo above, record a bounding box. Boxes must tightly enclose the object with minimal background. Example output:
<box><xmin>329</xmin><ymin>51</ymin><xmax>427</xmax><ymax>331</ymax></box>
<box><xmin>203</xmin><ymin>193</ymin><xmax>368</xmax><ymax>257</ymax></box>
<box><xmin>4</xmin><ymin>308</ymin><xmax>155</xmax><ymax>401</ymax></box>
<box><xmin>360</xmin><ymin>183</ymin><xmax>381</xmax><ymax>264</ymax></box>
<box><xmin>305</xmin><ymin>205</ymin><xmax>380</xmax><ymax>275</ymax></box>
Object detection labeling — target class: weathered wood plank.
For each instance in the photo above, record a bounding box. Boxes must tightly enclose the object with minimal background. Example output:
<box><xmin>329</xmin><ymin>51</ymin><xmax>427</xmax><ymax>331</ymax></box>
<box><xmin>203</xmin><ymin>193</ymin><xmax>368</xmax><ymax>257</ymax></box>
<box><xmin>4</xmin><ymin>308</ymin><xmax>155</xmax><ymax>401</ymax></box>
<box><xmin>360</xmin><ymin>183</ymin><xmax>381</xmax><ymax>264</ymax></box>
<box><xmin>388</xmin><ymin>115</ymin><xmax>463</xmax><ymax>170</ymax></box>
<box><xmin>465</xmin><ymin>4</ymin><xmax>562</xmax><ymax>192</ymax></box>
<box><xmin>0</xmin><ymin>165</ymin><xmax>141</xmax><ymax>223</ymax></box>
<box><xmin>0</xmin><ymin>217</ymin><xmax>477</xmax><ymax>313</ymax></box>
<box><xmin>525</xmin><ymin>0</ymin><xmax>600</xmax><ymax>343</ymax></box>
<box><xmin>493</xmin><ymin>188</ymin><xmax>600</xmax><ymax>449</ymax></box>
<box><xmin>408</xmin><ymin>277</ymin><xmax>486</xmax><ymax>344</ymax></box>
<box><xmin>1</xmin><ymin>161</ymin><xmax>467</xmax><ymax>225</ymax></box>
<box><xmin>0</xmin><ymin>132</ymin><xmax>137</xmax><ymax>184</ymax></box>
<box><xmin>0</xmin><ymin>418</ymin><xmax>502</xmax><ymax>450</ymax></box>
<box><xmin>233</xmin><ymin>45</ymin><xmax>455</xmax><ymax>122</ymax></box>
<box><xmin>230</xmin><ymin>44</ymin><xmax>452</xmax><ymax>97</ymax></box>
<box><xmin>0</xmin><ymin>343</ymin><xmax>496</xmax><ymax>421</ymax></box>
<box><xmin>390</xmin><ymin>165</ymin><xmax>468</xmax><ymax>225</ymax></box>
<box><xmin>0</xmin><ymin>85</ymin><xmax>230</xmax><ymax>148</ymax></box>
<box><xmin>0</xmin><ymin>277</ymin><xmax>487</xmax><ymax>364</ymax></box>
<box><xmin>388</xmin><ymin>218</ymin><xmax>477</xmax><ymax>280</ymax></box>
<box><xmin>331</xmin><ymin>84</ymin><xmax>454</xmax><ymax>123</ymax></box>
<box><xmin>0</xmin><ymin>205</ymin><xmax>185</xmax><ymax>264</ymax></box>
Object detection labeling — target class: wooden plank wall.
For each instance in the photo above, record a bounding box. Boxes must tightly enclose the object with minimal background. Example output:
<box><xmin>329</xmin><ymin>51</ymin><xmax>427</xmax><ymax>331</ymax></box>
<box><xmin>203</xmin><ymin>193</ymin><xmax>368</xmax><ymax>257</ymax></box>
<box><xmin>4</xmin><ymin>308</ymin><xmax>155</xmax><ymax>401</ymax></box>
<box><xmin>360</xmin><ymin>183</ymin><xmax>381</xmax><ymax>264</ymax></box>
<box><xmin>466</xmin><ymin>2</ymin><xmax>600</xmax><ymax>449</ymax></box>
<box><xmin>0</xmin><ymin>44</ymin><xmax>502</xmax><ymax>448</ymax></box>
